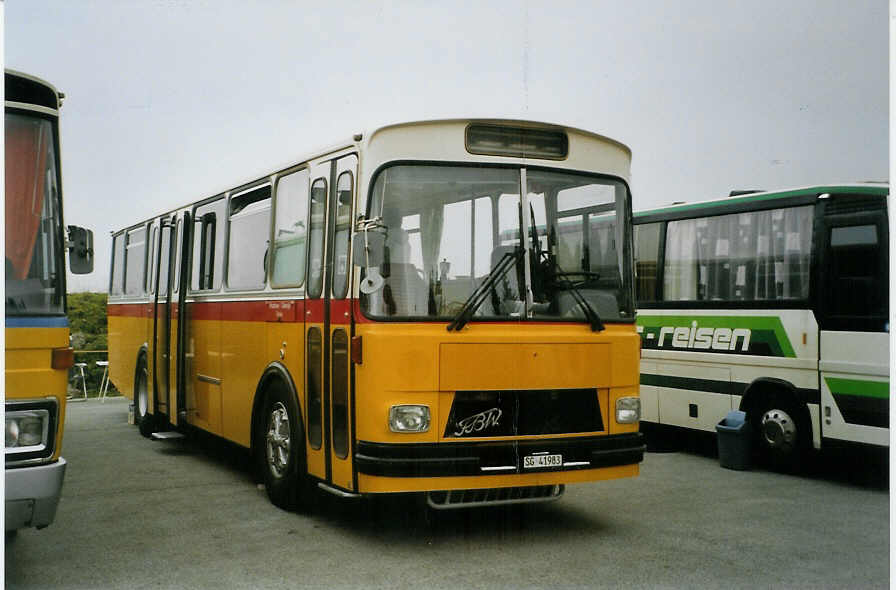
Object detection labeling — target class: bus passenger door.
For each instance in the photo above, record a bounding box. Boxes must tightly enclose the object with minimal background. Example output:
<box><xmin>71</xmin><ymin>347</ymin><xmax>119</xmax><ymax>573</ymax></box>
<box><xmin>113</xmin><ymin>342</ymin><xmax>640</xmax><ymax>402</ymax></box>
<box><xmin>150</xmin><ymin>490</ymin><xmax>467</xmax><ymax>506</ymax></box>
<box><xmin>327</xmin><ymin>155</ymin><xmax>358</xmax><ymax>491</ymax></box>
<box><xmin>149</xmin><ymin>216</ymin><xmax>175</xmax><ymax>421</ymax></box>
<box><xmin>817</xmin><ymin>193</ymin><xmax>889</xmax><ymax>446</ymax></box>
<box><xmin>304</xmin><ymin>163</ymin><xmax>331</xmax><ymax>483</ymax></box>
<box><xmin>168</xmin><ymin>212</ymin><xmax>190</xmax><ymax>427</ymax></box>
<box><xmin>303</xmin><ymin>154</ymin><xmax>358</xmax><ymax>492</ymax></box>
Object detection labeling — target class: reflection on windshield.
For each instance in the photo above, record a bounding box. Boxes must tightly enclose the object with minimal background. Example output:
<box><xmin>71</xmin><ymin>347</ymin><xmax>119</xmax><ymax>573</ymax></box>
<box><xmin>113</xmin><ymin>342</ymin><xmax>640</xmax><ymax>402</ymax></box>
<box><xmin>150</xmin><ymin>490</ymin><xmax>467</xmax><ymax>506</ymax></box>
<box><xmin>361</xmin><ymin>164</ymin><xmax>632</xmax><ymax>323</ymax></box>
<box><xmin>5</xmin><ymin>113</ymin><xmax>63</xmax><ymax>315</ymax></box>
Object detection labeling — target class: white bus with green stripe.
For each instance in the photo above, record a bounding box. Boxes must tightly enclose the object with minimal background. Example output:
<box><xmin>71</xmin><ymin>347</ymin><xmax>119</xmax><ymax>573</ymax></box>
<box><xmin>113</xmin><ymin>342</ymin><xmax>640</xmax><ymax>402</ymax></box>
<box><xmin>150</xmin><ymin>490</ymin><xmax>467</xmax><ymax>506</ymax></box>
<box><xmin>633</xmin><ymin>184</ymin><xmax>888</xmax><ymax>467</ymax></box>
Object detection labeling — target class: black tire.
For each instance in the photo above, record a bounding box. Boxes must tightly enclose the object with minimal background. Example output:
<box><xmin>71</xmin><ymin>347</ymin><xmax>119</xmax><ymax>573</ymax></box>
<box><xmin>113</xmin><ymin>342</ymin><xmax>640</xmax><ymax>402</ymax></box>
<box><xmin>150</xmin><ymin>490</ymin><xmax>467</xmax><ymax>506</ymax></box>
<box><xmin>256</xmin><ymin>382</ymin><xmax>312</xmax><ymax>512</ymax></box>
<box><xmin>751</xmin><ymin>391</ymin><xmax>809</xmax><ymax>472</ymax></box>
<box><xmin>133</xmin><ymin>355</ymin><xmax>155</xmax><ymax>438</ymax></box>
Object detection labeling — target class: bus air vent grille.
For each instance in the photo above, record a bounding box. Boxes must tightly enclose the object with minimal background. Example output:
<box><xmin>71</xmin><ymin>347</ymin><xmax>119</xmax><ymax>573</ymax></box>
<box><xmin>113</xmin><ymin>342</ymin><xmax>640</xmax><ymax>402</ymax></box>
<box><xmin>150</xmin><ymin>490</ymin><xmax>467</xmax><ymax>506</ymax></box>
<box><xmin>426</xmin><ymin>485</ymin><xmax>564</xmax><ymax>510</ymax></box>
<box><xmin>825</xmin><ymin>195</ymin><xmax>886</xmax><ymax>215</ymax></box>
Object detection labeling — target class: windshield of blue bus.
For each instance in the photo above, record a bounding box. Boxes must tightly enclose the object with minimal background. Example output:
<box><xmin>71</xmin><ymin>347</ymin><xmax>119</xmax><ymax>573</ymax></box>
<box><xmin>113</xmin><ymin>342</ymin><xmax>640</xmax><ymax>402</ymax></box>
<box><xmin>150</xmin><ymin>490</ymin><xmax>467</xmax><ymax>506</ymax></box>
<box><xmin>361</xmin><ymin>164</ymin><xmax>633</xmax><ymax>323</ymax></box>
<box><xmin>5</xmin><ymin>112</ymin><xmax>64</xmax><ymax>316</ymax></box>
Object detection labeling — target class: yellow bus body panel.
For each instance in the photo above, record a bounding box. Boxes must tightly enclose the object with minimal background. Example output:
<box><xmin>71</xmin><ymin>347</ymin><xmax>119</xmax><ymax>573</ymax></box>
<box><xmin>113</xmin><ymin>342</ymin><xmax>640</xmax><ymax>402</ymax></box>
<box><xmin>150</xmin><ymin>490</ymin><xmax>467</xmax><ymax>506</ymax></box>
<box><xmin>218</xmin><ymin>318</ymin><xmax>273</xmax><ymax>445</ymax></box>
<box><xmin>354</xmin><ymin>322</ymin><xmax>640</xmax><ymax>445</ymax></box>
<box><xmin>107</xmin><ymin>311</ymin><xmax>148</xmax><ymax>400</ymax></box>
<box><xmin>5</xmin><ymin>326</ymin><xmax>69</xmax><ymax>460</ymax></box>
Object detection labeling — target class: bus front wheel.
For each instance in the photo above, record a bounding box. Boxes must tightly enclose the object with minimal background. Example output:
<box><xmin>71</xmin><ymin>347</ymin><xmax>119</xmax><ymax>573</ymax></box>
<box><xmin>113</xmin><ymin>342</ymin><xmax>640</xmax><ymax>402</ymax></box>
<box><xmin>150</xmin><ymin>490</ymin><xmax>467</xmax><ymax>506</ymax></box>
<box><xmin>133</xmin><ymin>356</ymin><xmax>155</xmax><ymax>438</ymax></box>
<box><xmin>256</xmin><ymin>384</ymin><xmax>312</xmax><ymax>512</ymax></box>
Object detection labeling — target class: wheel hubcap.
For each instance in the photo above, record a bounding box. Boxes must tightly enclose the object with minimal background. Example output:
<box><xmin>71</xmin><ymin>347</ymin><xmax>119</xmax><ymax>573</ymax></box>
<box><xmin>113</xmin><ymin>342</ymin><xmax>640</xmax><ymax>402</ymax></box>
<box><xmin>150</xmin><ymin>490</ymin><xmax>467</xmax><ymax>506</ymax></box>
<box><xmin>265</xmin><ymin>402</ymin><xmax>291</xmax><ymax>478</ymax></box>
<box><xmin>761</xmin><ymin>408</ymin><xmax>796</xmax><ymax>451</ymax></box>
<box><xmin>138</xmin><ymin>369</ymin><xmax>148</xmax><ymax>416</ymax></box>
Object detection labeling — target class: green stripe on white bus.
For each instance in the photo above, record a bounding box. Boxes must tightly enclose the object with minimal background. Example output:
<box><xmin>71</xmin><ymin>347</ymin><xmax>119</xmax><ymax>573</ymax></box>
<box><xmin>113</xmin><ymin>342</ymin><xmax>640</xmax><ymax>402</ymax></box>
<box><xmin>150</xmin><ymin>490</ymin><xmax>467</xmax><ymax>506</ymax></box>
<box><xmin>824</xmin><ymin>377</ymin><xmax>889</xmax><ymax>399</ymax></box>
<box><xmin>636</xmin><ymin>315</ymin><xmax>796</xmax><ymax>358</ymax></box>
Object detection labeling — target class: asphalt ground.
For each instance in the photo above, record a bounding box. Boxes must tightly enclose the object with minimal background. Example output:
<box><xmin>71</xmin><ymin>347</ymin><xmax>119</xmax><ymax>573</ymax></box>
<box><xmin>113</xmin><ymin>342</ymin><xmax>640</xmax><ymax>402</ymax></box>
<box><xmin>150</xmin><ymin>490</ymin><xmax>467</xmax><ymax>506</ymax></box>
<box><xmin>5</xmin><ymin>397</ymin><xmax>889</xmax><ymax>589</ymax></box>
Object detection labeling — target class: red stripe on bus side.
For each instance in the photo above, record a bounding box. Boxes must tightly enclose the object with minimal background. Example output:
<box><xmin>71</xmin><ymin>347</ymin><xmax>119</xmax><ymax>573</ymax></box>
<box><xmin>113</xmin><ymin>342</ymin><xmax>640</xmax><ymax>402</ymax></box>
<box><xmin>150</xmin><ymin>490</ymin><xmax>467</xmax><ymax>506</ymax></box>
<box><xmin>107</xmin><ymin>303</ymin><xmax>146</xmax><ymax>317</ymax></box>
<box><xmin>330</xmin><ymin>299</ymin><xmax>352</xmax><ymax>325</ymax></box>
<box><xmin>107</xmin><ymin>300</ymin><xmax>305</xmax><ymax>323</ymax></box>
<box><xmin>305</xmin><ymin>299</ymin><xmax>325</xmax><ymax>323</ymax></box>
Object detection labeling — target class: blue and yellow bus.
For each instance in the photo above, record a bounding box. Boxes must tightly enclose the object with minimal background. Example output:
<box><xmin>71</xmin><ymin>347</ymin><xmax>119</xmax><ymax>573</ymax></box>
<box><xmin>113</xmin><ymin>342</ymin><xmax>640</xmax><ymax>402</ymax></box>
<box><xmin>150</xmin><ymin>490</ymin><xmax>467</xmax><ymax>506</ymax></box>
<box><xmin>5</xmin><ymin>70</ymin><xmax>93</xmax><ymax>531</ymax></box>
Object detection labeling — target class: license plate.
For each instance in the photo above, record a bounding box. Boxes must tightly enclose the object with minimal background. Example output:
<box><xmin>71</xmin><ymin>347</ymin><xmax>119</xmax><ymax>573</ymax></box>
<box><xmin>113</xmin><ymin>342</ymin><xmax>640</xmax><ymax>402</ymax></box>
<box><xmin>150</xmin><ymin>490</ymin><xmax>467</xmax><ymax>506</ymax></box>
<box><xmin>523</xmin><ymin>453</ymin><xmax>563</xmax><ymax>469</ymax></box>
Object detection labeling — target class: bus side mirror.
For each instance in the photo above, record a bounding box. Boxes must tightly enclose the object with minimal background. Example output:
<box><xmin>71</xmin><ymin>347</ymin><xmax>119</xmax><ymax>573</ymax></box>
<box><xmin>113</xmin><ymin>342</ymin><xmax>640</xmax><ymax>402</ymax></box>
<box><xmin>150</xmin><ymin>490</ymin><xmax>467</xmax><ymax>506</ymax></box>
<box><xmin>67</xmin><ymin>225</ymin><xmax>94</xmax><ymax>274</ymax></box>
<box><xmin>351</xmin><ymin>226</ymin><xmax>386</xmax><ymax>268</ymax></box>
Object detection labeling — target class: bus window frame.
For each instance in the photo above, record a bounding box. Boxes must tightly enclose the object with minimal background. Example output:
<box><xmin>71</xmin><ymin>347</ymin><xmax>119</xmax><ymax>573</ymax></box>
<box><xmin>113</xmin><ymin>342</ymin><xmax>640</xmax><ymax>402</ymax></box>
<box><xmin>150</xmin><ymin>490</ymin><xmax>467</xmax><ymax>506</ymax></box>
<box><xmin>223</xmin><ymin>182</ymin><xmax>273</xmax><ymax>293</ymax></box>
<box><xmin>147</xmin><ymin>224</ymin><xmax>158</xmax><ymax>295</ymax></box>
<box><xmin>4</xmin><ymin>106</ymin><xmax>67</xmax><ymax>314</ymax></box>
<box><xmin>817</xmin><ymin>203</ymin><xmax>889</xmax><ymax>332</ymax></box>
<box><xmin>123</xmin><ymin>222</ymin><xmax>150</xmax><ymax>297</ymax></box>
<box><xmin>270</xmin><ymin>165</ymin><xmax>311</xmax><ymax>290</ymax></box>
<box><xmin>633</xmin><ymin>220</ymin><xmax>663</xmax><ymax>304</ymax></box>
<box><xmin>190</xmin><ymin>196</ymin><xmax>227</xmax><ymax>294</ymax></box>
<box><xmin>331</xmin><ymin>169</ymin><xmax>355</xmax><ymax>300</ymax></box>
<box><xmin>110</xmin><ymin>231</ymin><xmax>126</xmax><ymax>296</ymax></box>
<box><xmin>635</xmin><ymin>199</ymin><xmax>820</xmax><ymax>311</ymax></box>
<box><xmin>306</xmin><ymin>177</ymin><xmax>329</xmax><ymax>300</ymax></box>
<box><xmin>359</xmin><ymin>159</ymin><xmax>635</xmax><ymax>324</ymax></box>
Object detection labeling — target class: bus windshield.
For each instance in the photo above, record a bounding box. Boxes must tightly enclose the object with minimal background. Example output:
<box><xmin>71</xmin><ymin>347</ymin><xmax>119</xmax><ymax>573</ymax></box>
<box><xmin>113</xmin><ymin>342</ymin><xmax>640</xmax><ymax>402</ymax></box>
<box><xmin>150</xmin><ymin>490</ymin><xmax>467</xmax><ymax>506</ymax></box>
<box><xmin>362</xmin><ymin>164</ymin><xmax>632</xmax><ymax>322</ymax></box>
<box><xmin>5</xmin><ymin>112</ymin><xmax>64</xmax><ymax>316</ymax></box>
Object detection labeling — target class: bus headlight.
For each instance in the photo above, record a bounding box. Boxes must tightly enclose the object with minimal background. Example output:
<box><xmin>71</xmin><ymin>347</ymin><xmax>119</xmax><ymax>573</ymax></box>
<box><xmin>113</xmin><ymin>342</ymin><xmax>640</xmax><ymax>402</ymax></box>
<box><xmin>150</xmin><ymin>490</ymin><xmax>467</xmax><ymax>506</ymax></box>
<box><xmin>389</xmin><ymin>405</ymin><xmax>431</xmax><ymax>433</ymax></box>
<box><xmin>615</xmin><ymin>397</ymin><xmax>640</xmax><ymax>424</ymax></box>
<box><xmin>5</xmin><ymin>409</ymin><xmax>50</xmax><ymax>450</ymax></box>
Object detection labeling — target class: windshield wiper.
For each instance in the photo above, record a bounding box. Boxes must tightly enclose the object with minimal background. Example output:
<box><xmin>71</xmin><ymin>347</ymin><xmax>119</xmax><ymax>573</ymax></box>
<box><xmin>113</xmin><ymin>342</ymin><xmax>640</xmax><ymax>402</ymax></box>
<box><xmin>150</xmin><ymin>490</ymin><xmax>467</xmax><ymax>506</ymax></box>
<box><xmin>546</xmin><ymin>256</ymin><xmax>605</xmax><ymax>332</ymax></box>
<box><xmin>447</xmin><ymin>247</ymin><xmax>523</xmax><ymax>332</ymax></box>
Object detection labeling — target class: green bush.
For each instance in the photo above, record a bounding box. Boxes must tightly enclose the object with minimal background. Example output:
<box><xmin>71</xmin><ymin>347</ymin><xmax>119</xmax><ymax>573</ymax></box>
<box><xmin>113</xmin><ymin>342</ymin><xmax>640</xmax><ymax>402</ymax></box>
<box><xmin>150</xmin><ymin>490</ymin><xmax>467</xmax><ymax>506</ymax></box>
<box><xmin>67</xmin><ymin>292</ymin><xmax>116</xmax><ymax>397</ymax></box>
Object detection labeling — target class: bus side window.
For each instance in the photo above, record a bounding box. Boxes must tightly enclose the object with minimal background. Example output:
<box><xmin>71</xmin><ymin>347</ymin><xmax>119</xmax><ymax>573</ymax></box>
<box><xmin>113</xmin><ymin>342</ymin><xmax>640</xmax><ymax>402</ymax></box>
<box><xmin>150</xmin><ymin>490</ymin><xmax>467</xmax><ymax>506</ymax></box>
<box><xmin>826</xmin><ymin>223</ymin><xmax>886</xmax><ymax>321</ymax></box>
<box><xmin>633</xmin><ymin>222</ymin><xmax>660</xmax><ymax>302</ymax></box>
<box><xmin>110</xmin><ymin>233</ymin><xmax>125</xmax><ymax>295</ymax></box>
<box><xmin>173</xmin><ymin>218</ymin><xmax>182</xmax><ymax>293</ymax></box>
<box><xmin>124</xmin><ymin>225</ymin><xmax>147</xmax><ymax>295</ymax></box>
<box><xmin>147</xmin><ymin>226</ymin><xmax>157</xmax><ymax>294</ymax></box>
<box><xmin>271</xmin><ymin>169</ymin><xmax>309</xmax><ymax>288</ymax></box>
<box><xmin>306</xmin><ymin>179</ymin><xmax>327</xmax><ymax>298</ymax></box>
<box><xmin>227</xmin><ymin>185</ymin><xmax>271</xmax><ymax>290</ymax></box>
<box><xmin>332</xmin><ymin>171</ymin><xmax>354</xmax><ymax>299</ymax></box>
<box><xmin>192</xmin><ymin>198</ymin><xmax>226</xmax><ymax>292</ymax></box>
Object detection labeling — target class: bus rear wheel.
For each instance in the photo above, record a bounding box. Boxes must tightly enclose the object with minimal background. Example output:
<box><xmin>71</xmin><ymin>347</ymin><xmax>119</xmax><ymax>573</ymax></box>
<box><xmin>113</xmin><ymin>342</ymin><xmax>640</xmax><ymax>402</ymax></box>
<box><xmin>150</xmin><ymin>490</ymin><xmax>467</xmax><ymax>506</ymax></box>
<box><xmin>133</xmin><ymin>356</ymin><xmax>155</xmax><ymax>438</ymax></box>
<box><xmin>256</xmin><ymin>384</ymin><xmax>312</xmax><ymax>512</ymax></box>
<box><xmin>752</xmin><ymin>393</ymin><xmax>807</xmax><ymax>472</ymax></box>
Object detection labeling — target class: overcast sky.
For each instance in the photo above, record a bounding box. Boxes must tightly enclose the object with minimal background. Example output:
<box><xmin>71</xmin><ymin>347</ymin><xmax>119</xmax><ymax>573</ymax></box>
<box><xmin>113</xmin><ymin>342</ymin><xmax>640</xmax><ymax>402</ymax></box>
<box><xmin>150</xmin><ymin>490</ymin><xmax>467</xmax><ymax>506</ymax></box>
<box><xmin>5</xmin><ymin>0</ymin><xmax>888</xmax><ymax>292</ymax></box>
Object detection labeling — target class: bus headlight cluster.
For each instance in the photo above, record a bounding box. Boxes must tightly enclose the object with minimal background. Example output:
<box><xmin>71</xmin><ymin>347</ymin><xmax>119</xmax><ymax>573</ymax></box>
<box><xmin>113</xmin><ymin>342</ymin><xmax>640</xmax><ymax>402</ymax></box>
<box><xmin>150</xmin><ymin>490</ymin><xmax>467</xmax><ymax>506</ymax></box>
<box><xmin>615</xmin><ymin>397</ymin><xmax>641</xmax><ymax>424</ymax></box>
<box><xmin>5</xmin><ymin>409</ymin><xmax>50</xmax><ymax>451</ymax></box>
<box><xmin>389</xmin><ymin>405</ymin><xmax>430</xmax><ymax>433</ymax></box>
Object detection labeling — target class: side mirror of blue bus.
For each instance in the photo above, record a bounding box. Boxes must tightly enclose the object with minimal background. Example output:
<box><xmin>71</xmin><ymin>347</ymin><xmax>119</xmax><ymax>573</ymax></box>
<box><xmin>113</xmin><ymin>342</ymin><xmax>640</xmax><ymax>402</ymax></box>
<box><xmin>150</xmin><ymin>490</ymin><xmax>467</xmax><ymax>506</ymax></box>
<box><xmin>67</xmin><ymin>225</ymin><xmax>94</xmax><ymax>274</ymax></box>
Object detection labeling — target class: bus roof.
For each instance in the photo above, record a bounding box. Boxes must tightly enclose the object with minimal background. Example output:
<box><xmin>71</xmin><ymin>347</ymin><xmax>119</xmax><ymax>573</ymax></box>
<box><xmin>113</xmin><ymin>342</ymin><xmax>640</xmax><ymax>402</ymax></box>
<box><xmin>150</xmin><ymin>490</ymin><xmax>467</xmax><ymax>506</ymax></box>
<box><xmin>112</xmin><ymin>117</ymin><xmax>631</xmax><ymax>235</ymax></box>
<box><xmin>634</xmin><ymin>183</ymin><xmax>889</xmax><ymax>221</ymax></box>
<box><xmin>5</xmin><ymin>69</ymin><xmax>61</xmax><ymax>111</ymax></box>
<box><xmin>367</xmin><ymin>118</ymin><xmax>632</xmax><ymax>157</ymax></box>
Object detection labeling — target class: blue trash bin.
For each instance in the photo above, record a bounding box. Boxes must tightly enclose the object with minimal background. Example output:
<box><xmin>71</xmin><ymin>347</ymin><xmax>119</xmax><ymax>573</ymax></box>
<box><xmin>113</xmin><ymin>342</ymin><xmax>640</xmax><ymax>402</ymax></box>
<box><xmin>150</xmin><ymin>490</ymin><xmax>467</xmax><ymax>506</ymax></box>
<box><xmin>716</xmin><ymin>410</ymin><xmax>752</xmax><ymax>470</ymax></box>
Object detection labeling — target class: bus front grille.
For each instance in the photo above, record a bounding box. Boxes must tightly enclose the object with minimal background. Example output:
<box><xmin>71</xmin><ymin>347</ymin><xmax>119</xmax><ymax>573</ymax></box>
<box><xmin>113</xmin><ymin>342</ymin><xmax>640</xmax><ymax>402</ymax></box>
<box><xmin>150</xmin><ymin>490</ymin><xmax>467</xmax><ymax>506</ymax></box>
<box><xmin>426</xmin><ymin>485</ymin><xmax>564</xmax><ymax>510</ymax></box>
<box><xmin>445</xmin><ymin>389</ymin><xmax>603</xmax><ymax>438</ymax></box>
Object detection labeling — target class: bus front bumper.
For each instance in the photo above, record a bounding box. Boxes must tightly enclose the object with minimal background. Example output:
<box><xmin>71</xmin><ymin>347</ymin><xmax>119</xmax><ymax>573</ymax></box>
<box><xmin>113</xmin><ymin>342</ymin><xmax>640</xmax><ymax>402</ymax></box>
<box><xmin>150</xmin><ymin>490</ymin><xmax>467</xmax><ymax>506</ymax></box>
<box><xmin>355</xmin><ymin>432</ymin><xmax>645</xmax><ymax>478</ymax></box>
<box><xmin>5</xmin><ymin>458</ymin><xmax>66</xmax><ymax>530</ymax></box>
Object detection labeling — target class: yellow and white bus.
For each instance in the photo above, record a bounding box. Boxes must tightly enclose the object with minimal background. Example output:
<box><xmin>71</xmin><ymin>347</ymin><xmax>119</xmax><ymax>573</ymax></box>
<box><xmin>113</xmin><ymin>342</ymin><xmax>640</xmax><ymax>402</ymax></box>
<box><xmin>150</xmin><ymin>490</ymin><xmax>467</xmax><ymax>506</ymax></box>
<box><xmin>5</xmin><ymin>70</ymin><xmax>94</xmax><ymax>531</ymax></box>
<box><xmin>107</xmin><ymin>119</ymin><xmax>643</xmax><ymax>510</ymax></box>
<box><xmin>634</xmin><ymin>184</ymin><xmax>889</xmax><ymax>469</ymax></box>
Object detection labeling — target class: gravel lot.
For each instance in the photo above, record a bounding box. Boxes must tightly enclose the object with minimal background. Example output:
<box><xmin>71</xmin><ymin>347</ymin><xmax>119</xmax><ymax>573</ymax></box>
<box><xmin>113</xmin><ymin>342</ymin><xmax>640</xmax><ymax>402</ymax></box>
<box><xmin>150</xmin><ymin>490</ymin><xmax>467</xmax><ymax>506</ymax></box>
<box><xmin>5</xmin><ymin>397</ymin><xmax>889</xmax><ymax>589</ymax></box>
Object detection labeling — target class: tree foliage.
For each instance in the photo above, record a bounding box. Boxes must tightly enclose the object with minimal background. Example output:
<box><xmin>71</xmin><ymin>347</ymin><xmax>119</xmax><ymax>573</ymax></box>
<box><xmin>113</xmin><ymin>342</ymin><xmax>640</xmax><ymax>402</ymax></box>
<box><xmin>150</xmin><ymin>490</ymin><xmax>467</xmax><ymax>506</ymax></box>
<box><xmin>67</xmin><ymin>292</ymin><xmax>114</xmax><ymax>395</ymax></box>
